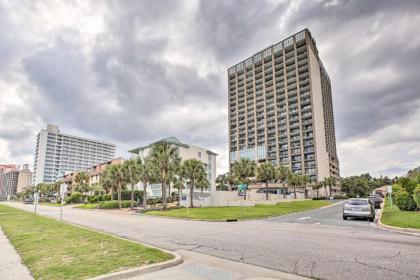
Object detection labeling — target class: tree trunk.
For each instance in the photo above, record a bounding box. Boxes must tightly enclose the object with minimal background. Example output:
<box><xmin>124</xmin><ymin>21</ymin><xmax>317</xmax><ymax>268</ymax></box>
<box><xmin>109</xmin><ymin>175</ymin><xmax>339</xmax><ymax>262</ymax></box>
<box><xmin>294</xmin><ymin>187</ymin><xmax>297</xmax><ymax>199</ymax></box>
<box><xmin>304</xmin><ymin>184</ymin><xmax>307</xmax><ymax>199</ymax></box>
<box><xmin>190</xmin><ymin>179</ymin><xmax>194</xmax><ymax>208</ymax></box>
<box><xmin>265</xmin><ymin>181</ymin><xmax>269</xmax><ymax>201</ymax></box>
<box><xmin>168</xmin><ymin>182</ymin><xmax>171</xmax><ymax>198</ymax></box>
<box><xmin>143</xmin><ymin>181</ymin><xmax>147</xmax><ymax>210</ymax></box>
<box><xmin>283</xmin><ymin>183</ymin><xmax>287</xmax><ymax>199</ymax></box>
<box><xmin>131</xmin><ymin>183</ymin><xmax>134</xmax><ymax>209</ymax></box>
<box><xmin>316</xmin><ymin>188</ymin><xmax>319</xmax><ymax>198</ymax></box>
<box><xmin>324</xmin><ymin>186</ymin><xmax>327</xmax><ymax>198</ymax></box>
<box><xmin>162</xmin><ymin>180</ymin><xmax>167</xmax><ymax>210</ymax></box>
<box><xmin>118</xmin><ymin>185</ymin><xmax>122</xmax><ymax>209</ymax></box>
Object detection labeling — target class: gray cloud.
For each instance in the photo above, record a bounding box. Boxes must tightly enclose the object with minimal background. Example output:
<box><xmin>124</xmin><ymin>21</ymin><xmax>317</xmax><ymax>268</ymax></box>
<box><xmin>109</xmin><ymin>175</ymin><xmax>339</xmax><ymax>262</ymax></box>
<box><xmin>0</xmin><ymin>0</ymin><xmax>419</xmax><ymax>177</ymax></box>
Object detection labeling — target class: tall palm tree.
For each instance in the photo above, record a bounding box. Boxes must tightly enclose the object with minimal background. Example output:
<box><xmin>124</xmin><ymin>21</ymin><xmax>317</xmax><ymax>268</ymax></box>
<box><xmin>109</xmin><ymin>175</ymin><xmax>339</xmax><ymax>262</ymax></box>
<box><xmin>277</xmin><ymin>165</ymin><xmax>290</xmax><ymax>199</ymax></box>
<box><xmin>173</xmin><ymin>176</ymin><xmax>185</xmax><ymax>196</ymax></box>
<box><xmin>226</xmin><ymin>172</ymin><xmax>237</xmax><ymax>191</ymax></box>
<box><xmin>73</xmin><ymin>171</ymin><xmax>90</xmax><ymax>193</ymax></box>
<box><xmin>256</xmin><ymin>162</ymin><xmax>276</xmax><ymax>200</ymax></box>
<box><xmin>122</xmin><ymin>159</ymin><xmax>141</xmax><ymax>209</ymax></box>
<box><xmin>232</xmin><ymin>158</ymin><xmax>256</xmax><ymax>184</ymax></box>
<box><xmin>313</xmin><ymin>181</ymin><xmax>323</xmax><ymax>199</ymax></box>
<box><xmin>302</xmin><ymin>175</ymin><xmax>312</xmax><ymax>199</ymax></box>
<box><xmin>324</xmin><ymin>176</ymin><xmax>336</xmax><ymax>198</ymax></box>
<box><xmin>106</xmin><ymin>164</ymin><xmax>126</xmax><ymax>208</ymax></box>
<box><xmin>288</xmin><ymin>173</ymin><xmax>300</xmax><ymax>199</ymax></box>
<box><xmin>139</xmin><ymin>157</ymin><xmax>157</xmax><ymax>210</ymax></box>
<box><xmin>149</xmin><ymin>142</ymin><xmax>180</xmax><ymax>209</ymax></box>
<box><xmin>197</xmin><ymin>175</ymin><xmax>210</xmax><ymax>193</ymax></box>
<box><xmin>181</xmin><ymin>158</ymin><xmax>207</xmax><ymax>207</ymax></box>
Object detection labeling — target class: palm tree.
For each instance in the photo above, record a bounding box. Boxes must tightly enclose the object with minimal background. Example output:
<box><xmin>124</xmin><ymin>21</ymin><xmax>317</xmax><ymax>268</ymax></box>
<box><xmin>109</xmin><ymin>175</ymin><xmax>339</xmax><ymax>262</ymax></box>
<box><xmin>324</xmin><ymin>176</ymin><xmax>336</xmax><ymax>198</ymax></box>
<box><xmin>232</xmin><ymin>158</ymin><xmax>256</xmax><ymax>184</ymax></box>
<box><xmin>226</xmin><ymin>172</ymin><xmax>237</xmax><ymax>191</ymax></box>
<box><xmin>197</xmin><ymin>175</ymin><xmax>210</xmax><ymax>193</ymax></box>
<box><xmin>313</xmin><ymin>181</ymin><xmax>323</xmax><ymax>199</ymax></box>
<box><xmin>149</xmin><ymin>142</ymin><xmax>180</xmax><ymax>209</ymax></box>
<box><xmin>256</xmin><ymin>162</ymin><xmax>276</xmax><ymax>200</ymax></box>
<box><xmin>181</xmin><ymin>158</ymin><xmax>207</xmax><ymax>207</ymax></box>
<box><xmin>139</xmin><ymin>157</ymin><xmax>157</xmax><ymax>210</ymax></box>
<box><xmin>173</xmin><ymin>176</ymin><xmax>185</xmax><ymax>195</ymax></box>
<box><xmin>100</xmin><ymin>168</ymin><xmax>113</xmax><ymax>195</ymax></box>
<box><xmin>122</xmin><ymin>159</ymin><xmax>141</xmax><ymax>209</ymax></box>
<box><xmin>73</xmin><ymin>171</ymin><xmax>90</xmax><ymax>194</ymax></box>
<box><xmin>302</xmin><ymin>175</ymin><xmax>312</xmax><ymax>199</ymax></box>
<box><xmin>277</xmin><ymin>165</ymin><xmax>290</xmax><ymax>199</ymax></box>
<box><xmin>288</xmin><ymin>173</ymin><xmax>300</xmax><ymax>199</ymax></box>
<box><xmin>106</xmin><ymin>164</ymin><xmax>126</xmax><ymax>208</ymax></box>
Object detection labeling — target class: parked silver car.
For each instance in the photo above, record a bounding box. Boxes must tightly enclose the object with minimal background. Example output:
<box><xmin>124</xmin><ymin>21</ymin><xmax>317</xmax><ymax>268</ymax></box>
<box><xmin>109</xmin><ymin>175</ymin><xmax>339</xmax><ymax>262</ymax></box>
<box><xmin>343</xmin><ymin>198</ymin><xmax>375</xmax><ymax>222</ymax></box>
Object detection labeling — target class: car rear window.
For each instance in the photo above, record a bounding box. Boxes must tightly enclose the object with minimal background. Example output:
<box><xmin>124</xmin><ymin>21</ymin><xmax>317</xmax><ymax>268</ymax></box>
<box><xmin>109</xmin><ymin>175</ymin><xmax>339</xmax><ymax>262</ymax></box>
<box><xmin>348</xmin><ymin>200</ymin><xmax>368</xmax><ymax>205</ymax></box>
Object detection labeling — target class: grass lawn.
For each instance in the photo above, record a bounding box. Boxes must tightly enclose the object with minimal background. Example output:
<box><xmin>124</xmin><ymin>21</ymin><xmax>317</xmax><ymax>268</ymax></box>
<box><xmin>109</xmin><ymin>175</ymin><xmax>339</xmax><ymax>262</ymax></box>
<box><xmin>146</xmin><ymin>200</ymin><xmax>331</xmax><ymax>220</ymax></box>
<box><xmin>381</xmin><ymin>197</ymin><xmax>420</xmax><ymax>230</ymax></box>
<box><xmin>40</xmin><ymin>202</ymin><xmax>62</xmax><ymax>207</ymax></box>
<box><xmin>75</xmin><ymin>203</ymin><xmax>98</xmax><ymax>209</ymax></box>
<box><xmin>0</xmin><ymin>205</ymin><xmax>173</xmax><ymax>280</ymax></box>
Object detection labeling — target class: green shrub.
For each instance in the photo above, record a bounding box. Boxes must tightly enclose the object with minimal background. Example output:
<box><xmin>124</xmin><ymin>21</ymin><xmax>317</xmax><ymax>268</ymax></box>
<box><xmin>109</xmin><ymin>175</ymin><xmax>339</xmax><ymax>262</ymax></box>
<box><xmin>333</xmin><ymin>195</ymin><xmax>347</xmax><ymax>199</ymax></box>
<box><xmin>65</xmin><ymin>192</ymin><xmax>82</xmax><ymax>204</ymax></box>
<box><xmin>111</xmin><ymin>190</ymin><xmax>143</xmax><ymax>201</ymax></box>
<box><xmin>395</xmin><ymin>191</ymin><xmax>417</xmax><ymax>211</ymax></box>
<box><xmin>98</xmin><ymin>200</ymin><xmax>138</xmax><ymax>209</ymax></box>
<box><xmin>413</xmin><ymin>185</ymin><xmax>420</xmax><ymax>209</ymax></box>
<box><xmin>398</xmin><ymin>177</ymin><xmax>417</xmax><ymax>194</ymax></box>
<box><xmin>87</xmin><ymin>195</ymin><xmax>98</xmax><ymax>203</ymax></box>
<box><xmin>312</xmin><ymin>197</ymin><xmax>327</xmax><ymax>200</ymax></box>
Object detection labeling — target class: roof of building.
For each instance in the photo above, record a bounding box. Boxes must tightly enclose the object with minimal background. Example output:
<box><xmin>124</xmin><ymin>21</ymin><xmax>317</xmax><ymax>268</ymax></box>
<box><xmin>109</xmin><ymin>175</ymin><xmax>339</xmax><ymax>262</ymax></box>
<box><xmin>128</xmin><ymin>137</ymin><xmax>217</xmax><ymax>156</ymax></box>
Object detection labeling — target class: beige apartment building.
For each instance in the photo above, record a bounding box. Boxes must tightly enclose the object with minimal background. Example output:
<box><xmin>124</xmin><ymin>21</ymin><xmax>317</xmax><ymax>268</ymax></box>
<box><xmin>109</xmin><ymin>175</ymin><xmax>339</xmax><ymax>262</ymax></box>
<box><xmin>228</xmin><ymin>29</ymin><xmax>339</xmax><ymax>184</ymax></box>
<box><xmin>128</xmin><ymin>137</ymin><xmax>217</xmax><ymax>197</ymax></box>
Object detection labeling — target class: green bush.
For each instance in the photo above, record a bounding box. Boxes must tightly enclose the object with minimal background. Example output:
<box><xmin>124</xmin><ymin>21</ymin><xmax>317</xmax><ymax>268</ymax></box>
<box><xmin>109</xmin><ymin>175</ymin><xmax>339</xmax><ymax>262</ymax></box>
<box><xmin>395</xmin><ymin>191</ymin><xmax>417</xmax><ymax>211</ymax></box>
<box><xmin>111</xmin><ymin>190</ymin><xmax>143</xmax><ymax>201</ymax></box>
<box><xmin>398</xmin><ymin>177</ymin><xmax>417</xmax><ymax>194</ymax></box>
<box><xmin>312</xmin><ymin>197</ymin><xmax>327</xmax><ymax>200</ymax></box>
<box><xmin>413</xmin><ymin>185</ymin><xmax>420</xmax><ymax>209</ymax></box>
<box><xmin>87</xmin><ymin>195</ymin><xmax>98</xmax><ymax>203</ymax></box>
<box><xmin>333</xmin><ymin>195</ymin><xmax>347</xmax><ymax>199</ymax></box>
<box><xmin>65</xmin><ymin>192</ymin><xmax>82</xmax><ymax>204</ymax></box>
<box><xmin>98</xmin><ymin>200</ymin><xmax>138</xmax><ymax>209</ymax></box>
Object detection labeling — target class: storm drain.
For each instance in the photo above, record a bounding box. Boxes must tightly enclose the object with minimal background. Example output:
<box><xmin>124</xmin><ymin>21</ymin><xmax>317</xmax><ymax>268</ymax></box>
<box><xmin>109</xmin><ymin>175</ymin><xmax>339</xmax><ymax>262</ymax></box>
<box><xmin>183</xmin><ymin>263</ymin><xmax>234</xmax><ymax>280</ymax></box>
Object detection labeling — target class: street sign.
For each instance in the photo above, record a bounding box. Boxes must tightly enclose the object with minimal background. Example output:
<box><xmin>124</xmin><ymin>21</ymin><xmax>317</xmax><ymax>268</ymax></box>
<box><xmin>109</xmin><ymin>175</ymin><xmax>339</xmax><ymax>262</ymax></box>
<box><xmin>60</xmin><ymin>184</ymin><xmax>68</xmax><ymax>197</ymax></box>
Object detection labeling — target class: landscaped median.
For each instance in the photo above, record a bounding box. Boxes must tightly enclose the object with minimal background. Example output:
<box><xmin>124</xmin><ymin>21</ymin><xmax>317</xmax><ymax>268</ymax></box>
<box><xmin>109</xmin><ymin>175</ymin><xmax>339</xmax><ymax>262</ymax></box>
<box><xmin>0</xmin><ymin>204</ymin><xmax>174</xmax><ymax>280</ymax></box>
<box><xmin>381</xmin><ymin>197</ymin><xmax>420</xmax><ymax>230</ymax></box>
<box><xmin>145</xmin><ymin>199</ymin><xmax>331</xmax><ymax>221</ymax></box>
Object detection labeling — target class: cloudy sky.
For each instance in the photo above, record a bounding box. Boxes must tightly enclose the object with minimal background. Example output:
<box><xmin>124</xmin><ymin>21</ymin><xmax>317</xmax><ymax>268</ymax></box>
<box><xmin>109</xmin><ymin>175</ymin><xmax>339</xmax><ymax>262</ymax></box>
<box><xmin>1</xmin><ymin>0</ymin><xmax>419</xmax><ymax>177</ymax></box>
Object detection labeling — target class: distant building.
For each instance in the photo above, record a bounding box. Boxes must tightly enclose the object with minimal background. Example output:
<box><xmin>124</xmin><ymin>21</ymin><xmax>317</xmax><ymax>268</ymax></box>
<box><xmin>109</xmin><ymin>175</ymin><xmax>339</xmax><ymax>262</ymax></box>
<box><xmin>32</xmin><ymin>124</ymin><xmax>116</xmax><ymax>185</ymax></box>
<box><xmin>61</xmin><ymin>157</ymin><xmax>124</xmax><ymax>190</ymax></box>
<box><xmin>0</xmin><ymin>164</ymin><xmax>16</xmax><ymax>198</ymax></box>
<box><xmin>128</xmin><ymin>137</ymin><xmax>217</xmax><ymax>197</ymax></box>
<box><xmin>0</xmin><ymin>164</ymin><xmax>32</xmax><ymax>200</ymax></box>
<box><xmin>227</xmin><ymin>29</ymin><xmax>339</xmax><ymax>186</ymax></box>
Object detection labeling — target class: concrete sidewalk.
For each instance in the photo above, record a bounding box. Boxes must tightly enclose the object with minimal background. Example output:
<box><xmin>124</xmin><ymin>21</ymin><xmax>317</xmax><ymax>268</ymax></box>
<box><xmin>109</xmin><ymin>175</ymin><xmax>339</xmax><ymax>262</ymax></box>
<box><xmin>0</xmin><ymin>227</ymin><xmax>33</xmax><ymax>280</ymax></box>
<box><xmin>130</xmin><ymin>250</ymin><xmax>309</xmax><ymax>280</ymax></box>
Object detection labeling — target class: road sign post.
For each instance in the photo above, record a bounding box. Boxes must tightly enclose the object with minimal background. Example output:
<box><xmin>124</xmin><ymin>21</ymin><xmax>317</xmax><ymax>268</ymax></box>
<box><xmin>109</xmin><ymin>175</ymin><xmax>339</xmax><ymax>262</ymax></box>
<box><xmin>387</xmin><ymin>185</ymin><xmax>393</xmax><ymax>209</ymax></box>
<box><xmin>34</xmin><ymin>192</ymin><xmax>39</xmax><ymax>214</ymax></box>
<box><xmin>59</xmin><ymin>184</ymin><xmax>68</xmax><ymax>220</ymax></box>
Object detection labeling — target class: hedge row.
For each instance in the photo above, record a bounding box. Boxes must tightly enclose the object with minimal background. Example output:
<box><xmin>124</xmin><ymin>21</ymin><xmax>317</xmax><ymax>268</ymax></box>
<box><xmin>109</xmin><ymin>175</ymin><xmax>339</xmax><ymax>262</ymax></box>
<box><xmin>98</xmin><ymin>200</ymin><xmax>138</xmax><ymax>209</ymax></box>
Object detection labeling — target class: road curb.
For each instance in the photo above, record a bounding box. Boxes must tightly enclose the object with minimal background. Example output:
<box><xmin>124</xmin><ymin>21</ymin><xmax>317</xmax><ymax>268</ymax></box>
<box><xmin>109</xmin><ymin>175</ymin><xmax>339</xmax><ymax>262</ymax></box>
<box><xmin>87</xmin><ymin>253</ymin><xmax>183</xmax><ymax>280</ymax></box>
<box><xmin>377</xmin><ymin>206</ymin><xmax>420</xmax><ymax>237</ymax></box>
<box><xmin>4</xmin><ymin>203</ymin><xmax>184</xmax><ymax>280</ymax></box>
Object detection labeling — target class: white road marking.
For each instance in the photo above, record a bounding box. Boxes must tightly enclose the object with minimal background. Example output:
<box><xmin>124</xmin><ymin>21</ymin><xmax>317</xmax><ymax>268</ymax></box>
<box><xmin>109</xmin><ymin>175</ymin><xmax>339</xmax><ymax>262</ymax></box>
<box><xmin>298</xmin><ymin>216</ymin><xmax>311</xmax><ymax>221</ymax></box>
<box><xmin>314</xmin><ymin>222</ymin><xmax>321</xmax><ymax>225</ymax></box>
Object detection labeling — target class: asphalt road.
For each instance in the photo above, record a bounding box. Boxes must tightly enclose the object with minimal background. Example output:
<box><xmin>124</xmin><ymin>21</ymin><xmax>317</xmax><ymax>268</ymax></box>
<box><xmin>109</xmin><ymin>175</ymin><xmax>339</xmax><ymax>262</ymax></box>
<box><xmin>5</xmin><ymin>202</ymin><xmax>420</xmax><ymax>280</ymax></box>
